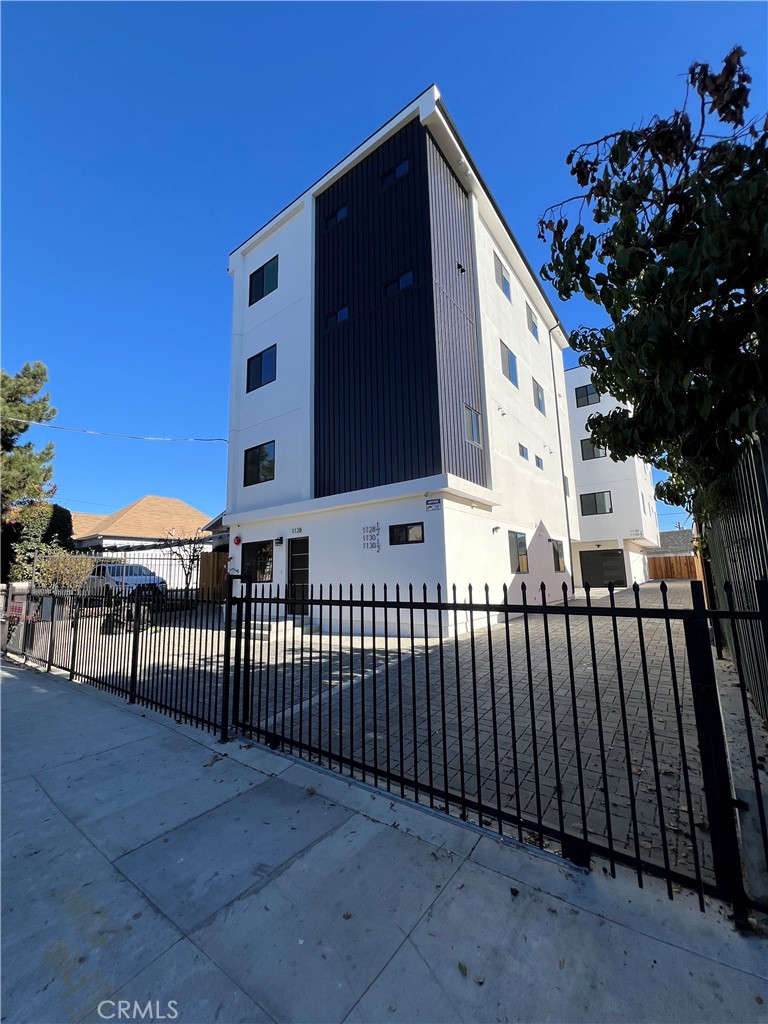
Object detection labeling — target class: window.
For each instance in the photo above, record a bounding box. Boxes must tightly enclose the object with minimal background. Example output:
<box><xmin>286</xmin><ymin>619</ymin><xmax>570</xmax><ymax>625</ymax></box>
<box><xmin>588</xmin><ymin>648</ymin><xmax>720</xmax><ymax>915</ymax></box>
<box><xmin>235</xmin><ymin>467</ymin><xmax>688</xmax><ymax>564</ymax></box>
<box><xmin>382</xmin><ymin>158</ymin><xmax>410</xmax><ymax>189</ymax></box>
<box><xmin>248</xmin><ymin>256</ymin><xmax>278</xmax><ymax>306</ymax></box>
<box><xmin>518</xmin><ymin>444</ymin><xmax>529</xmax><ymax>460</ymax></box>
<box><xmin>389</xmin><ymin>522</ymin><xmax>424</xmax><ymax>545</ymax></box>
<box><xmin>535</xmin><ymin>455</ymin><xmax>544</xmax><ymax>471</ymax></box>
<box><xmin>385</xmin><ymin>270</ymin><xmax>414</xmax><ymax>298</ymax></box>
<box><xmin>465</xmin><ymin>406</ymin><xmax>482</xmax><ymax>446</ymax></box>
<box><xmin>533</xmin><ymin>379</ymin><xmax>546</xmax><ymax>415</ymax></box>
<box><xmin>246</xmin><ymin>345</ymin><xmax>277</xmax><ymax>393</ymax></box>
<box><xmin>241</xmin><ymin>540</ymin><xmax>273</xmax><ymax>583</ymax></box>
<box><xmin>575</xmin><ymin>383</ymin><xmax>600</xmax><ymax>408</ymax></box>
<box><xmin>325</xmin><ymin>306</ymin><xmax>348</xmax><ymax>329</ymax></box>
<box><xmin>243</xmin><ymin>441</ymin><xmax>275</xmax><ymax>487</ymax></box>
<box><xmin>580</xmin><ymin>438</ymin><xmax>607</xmax><ymax>460</ymax></box>
<box><xmin>580</xmin><ymin>490</ymin><xmax>613</xmax><ymax>516</ymax></box>
<box><xmin>494</xmin><ymin>253</ymin><xmax>511</xmax><ymax>301</ymax></box>
<box><xmin>552</xmin><ymin>539</ymin><xmax>566</xmax><ymax>572</ymax></box>
<box><xmin>526</xmin><ymin>303</ymin><xmax>540</xmax><ymax>341</ymax></box>
<box><xmin>326</xmin><ymin>204</ymin><xmax>348</xmax><ymax>227</ymax></box>
<box><xmin>500</xmin><ymin>340</ymin><xmax>519</xmax><ymax>387</ymax></box>
<box><xmin>564</xmin><ymin>475</ymin><xmax>570</xmax><ymax>497</ymax></box>
<box><xmin>509</xmin><ymin>531</ymin><xmax>529</xmax><ymax>573</ymax></box>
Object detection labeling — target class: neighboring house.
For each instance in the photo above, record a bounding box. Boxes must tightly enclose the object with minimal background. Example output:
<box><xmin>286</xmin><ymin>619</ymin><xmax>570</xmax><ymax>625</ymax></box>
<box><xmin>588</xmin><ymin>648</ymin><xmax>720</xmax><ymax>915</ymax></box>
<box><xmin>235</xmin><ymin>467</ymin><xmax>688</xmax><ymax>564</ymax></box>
<box><xmin>224</xmin><ymin>84</ymin><xmax>580</xmax><ymax>626</ymax></box>
<box><xmin>566</xmin><ymin>366</ymin><xmax>660</xmax><ymax>588</ymax></box>
<box><xmin>72</xmin><ymin>495</ymin><xmax>213</xmax><ymax>589</ymax></box>
<box><xmin>645</xmin><ymin>529</ymin><xmax>695</xmax><ymax>558</ymax></box>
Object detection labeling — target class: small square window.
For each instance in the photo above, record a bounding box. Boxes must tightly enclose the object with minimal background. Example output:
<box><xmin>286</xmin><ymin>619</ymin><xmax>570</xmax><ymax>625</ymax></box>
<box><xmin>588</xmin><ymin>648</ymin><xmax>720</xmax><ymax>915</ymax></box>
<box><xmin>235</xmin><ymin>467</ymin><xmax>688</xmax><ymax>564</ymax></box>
<box><xmin>389</xmin><ymin>522</ymin><xmax>424</xmax><ymax>545</ymax></box>
<box><xmin>533</xmin><ymin>379</ymin><xmax>546</xmax><ymax>415</ymax></box>
<box><xmin>580</xmin><ymin>438</ymin><xmax>607</xmax><ymax>460</ymax></box>
<box><xmin>518</xmin><ymin>444</ymin><xmax>529</xmax><ymax>461</ymax></box>
<box><xmin>248</xmin><ymin>256</ymin><xmax>279</xmax><ymax>306</ymax></box>
<box><xmin>246</xmin><ymin>345</ymin><xmax>277</xmax><ymax>393</ymax></box>
<box><xmin>465</xmin><ymin>406</ymin><xmax>482</xmax><ymax>446</ymax></box>
<box><xmin>494</xmin><ymin>253</ymin><xmax>511</xmax><ymax>301</ymax></box>
<box><xmin>535</xmin><ymin>455</ymin><xmax>544</xmax><ymax>471</ymax></box>
<box><xmin>385</xmin><ymin>270</ymin><xmax>414</xmax><ymax>299</ymax></box>
<box><xmin>552</xmin><ymin>539</ymin><xmax>566</xmax><ymax>572</ymax></box>
<box><xmin>526</xmin><ymin>303</ymin><xmax>540</xmax><ymax>341</ymax></box>
<box><xmin>509</xmin><ymin>531</ymin><xmax>529</xmax><ymax>573</ymax></box>
<box><xmin>382</xmin><ymin>158</ymin><xmax>410</xmax><ymax>189</ymax></box>
<box><xmin>325</xmin><ymin>306</ymin><xmax>349</xmax><ymax>329</ymax></box>
<box><xmin>575</xmin><ymin>383</ymin><xmax>600</xmax><ymax>408</ymax></box>
<box><xmin>326</xmin><ymin>204</ymin><xmax>348</xmax><ymax>228</ymax></box>
<box><xmin>580</xmin><ymin>490</ymin><xmax>613</xmax><ymax>516</ymax></box>
<box><xmin>500</xmin><ymin>340</ymin><xmax>519</xmax><ymax>388</ymax></box>
<box><xmin>243</xmin><ymin>441</ymin><xmax>275</xmax><ymax>487</ymax></box>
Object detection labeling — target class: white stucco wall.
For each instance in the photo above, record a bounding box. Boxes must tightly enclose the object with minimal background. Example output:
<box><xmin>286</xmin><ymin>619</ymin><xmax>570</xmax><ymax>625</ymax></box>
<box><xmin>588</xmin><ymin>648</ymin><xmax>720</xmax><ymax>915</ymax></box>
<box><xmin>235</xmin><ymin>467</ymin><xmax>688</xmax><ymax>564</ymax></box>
<box><xmin>227</xmin><ymin>203</ymin><xmax>314</xmax><ymax>519</ymax></box>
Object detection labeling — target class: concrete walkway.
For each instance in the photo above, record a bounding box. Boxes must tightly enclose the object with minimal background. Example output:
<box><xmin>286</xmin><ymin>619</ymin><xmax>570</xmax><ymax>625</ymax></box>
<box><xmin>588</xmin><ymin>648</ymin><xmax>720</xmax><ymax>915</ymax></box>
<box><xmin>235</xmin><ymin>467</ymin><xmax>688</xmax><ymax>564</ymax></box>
<box><xmin>2</xmin><ymin>660</ymin><xmax>766</xmax><ymax>1024</ymax></box>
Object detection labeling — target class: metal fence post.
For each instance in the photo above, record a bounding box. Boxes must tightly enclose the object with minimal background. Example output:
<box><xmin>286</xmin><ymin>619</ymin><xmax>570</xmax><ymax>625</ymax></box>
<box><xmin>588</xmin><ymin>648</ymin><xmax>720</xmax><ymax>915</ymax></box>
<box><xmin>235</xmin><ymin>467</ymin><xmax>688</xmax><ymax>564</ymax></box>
<box><xmin>220</xmin><ymin>574</ymin><xmax>235</xmax><ymax>743</ymax></box>
<box><xmin>128</xmin><ymin>589</ymin><xmax>142</xmax><ymax>704</ymax></box>
<box><xmin>755</xmin><ymin>579</ymin><xmax>768</xmax><ymax>685</ymax></box>
<box><xmin>685</xmin><ymin>580</ymin><xmax>748</xmax><ymax>925</ymax></box>
<box><xmin>69</xmin><ymin>598</ymin><xmax>80</xmax><ymax>681</ymax></box>
<box><xmin>46</xmin><ymin>594</ymin><xmax>57</xmax><ymax>672</ymax></box>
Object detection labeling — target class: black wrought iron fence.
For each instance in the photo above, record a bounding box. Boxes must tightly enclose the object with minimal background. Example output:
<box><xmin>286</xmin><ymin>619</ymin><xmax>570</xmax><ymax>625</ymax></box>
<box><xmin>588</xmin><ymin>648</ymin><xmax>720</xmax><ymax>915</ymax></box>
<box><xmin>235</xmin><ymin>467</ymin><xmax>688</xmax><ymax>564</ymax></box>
<box><xmin>4</xmin><ymin>575</ymin><xmax>767</xmax><ymax>923</ymax></box>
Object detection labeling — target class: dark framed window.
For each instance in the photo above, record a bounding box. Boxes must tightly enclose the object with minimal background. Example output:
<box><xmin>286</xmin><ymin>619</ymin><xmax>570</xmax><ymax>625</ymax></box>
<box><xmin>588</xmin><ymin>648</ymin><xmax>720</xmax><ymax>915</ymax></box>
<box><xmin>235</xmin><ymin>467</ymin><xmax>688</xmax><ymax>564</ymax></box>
<box><xmin>533</xmin><ymin>378</ymin><xmax>546</xmax><ymax>415</ymax></box>
<box><xmin>246</xmin><ymin>345</ymin><xmax>277</xmax><ymax>393</ymax></box>
<box><xmin>580</xmin><ymin>438</ymin><xmax>607</xmax><ymax>460</ymax></box>
<box><xmin>535</xmin><ymin>455</ymin><xmax>544</xmax><ymax>471</ymax></box>
<box><xmin>465</xmin><ymin>406</ymin><xmax>482</xmax><ymax>446</ymax></box>
<box><xmin>243</xmin><ymin>441</ymin><xmax>275</xmax><ymax>487</ymax></box>
<box><xmin>509</xmin><ymin>531</ymin><xmax>529</xmax><ymax>573</ymax></box>
<box><xmin>518</xmin><ymin>443</ymin><xmax>529</xmax><ymax>460</ymax></box>
<box><xmin>326</xmin><ymin>204</ymin><xmax>348</xmax><ymax>228</ymax></box>
<box><xmin>552</xmin><ymin>539</ymin><xmax>566</xmax><ymax>572</ymax></box>
<box><xmin>494</xmin><ymin>253</ymin><xmax>511</xmax><ymax>301</ymax></box>
<box><xmin>526</xmin><ymin>303</ymin><xmax>540</xmax><ymax>341</ymax></box>
<box><xmin>382</xmin><ymin>158</ymin><xmax>410</xmax><ymax>189</ymax></box>
<box><xmin>248</xmin><ymin>256</ymin><xmax>278</xmax><ymax>306</ymax></box>
<box><xmin>325</xmin><ymin>306</ymin><xmax>349</xmax><ymax>329</ymax></box>
<box><xmin>384</xmin><ymin>270</ymin><xmax>414</xmax><ymax>299</ymax></box>
<box><xmin>389</xmin><ymin>522</ymin><xmax>424</xmax><ymax>545</ymax></box>
<box><xmin>580</xmin><ymin>490</ymin><xmax>613</xmax><ymax>516</ymax></box>
<box><xmin>241</xmin><ymin>540</ymin><xmax>274</xmax><ymax>583</ymax></box>
<box><xmin>575</xmin><ymin>383</ymin><xmax>600</xmax><ymax>408</ymax></box>
<box><xmin>500</xmin><ymin>340</ymin><xmax>519</xmax><ymax>387</ymax></box>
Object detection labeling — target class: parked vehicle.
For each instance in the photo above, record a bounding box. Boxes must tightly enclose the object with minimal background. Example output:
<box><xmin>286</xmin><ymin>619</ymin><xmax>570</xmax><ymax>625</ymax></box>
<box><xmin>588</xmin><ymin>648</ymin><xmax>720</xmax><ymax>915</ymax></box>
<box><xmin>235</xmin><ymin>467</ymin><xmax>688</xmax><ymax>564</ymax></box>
<box><xmin>85</xmin><ymin>563</ymin><xmax>167</xmax><ymax>598</ymax></box>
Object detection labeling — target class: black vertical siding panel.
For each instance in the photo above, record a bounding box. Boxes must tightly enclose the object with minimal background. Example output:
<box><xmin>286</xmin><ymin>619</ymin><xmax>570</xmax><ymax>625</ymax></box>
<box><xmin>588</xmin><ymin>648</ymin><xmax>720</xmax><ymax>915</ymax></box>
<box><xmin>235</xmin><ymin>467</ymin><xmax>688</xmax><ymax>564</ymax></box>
<box><xmin>425</xmin><ymin>131</ymin><xmax>485</xmax><ymax>487</ymax></box>
<box><xmin>314</xmin><ymin>118</ymin><xmax>440</xmax><ymax>498</ymax></box>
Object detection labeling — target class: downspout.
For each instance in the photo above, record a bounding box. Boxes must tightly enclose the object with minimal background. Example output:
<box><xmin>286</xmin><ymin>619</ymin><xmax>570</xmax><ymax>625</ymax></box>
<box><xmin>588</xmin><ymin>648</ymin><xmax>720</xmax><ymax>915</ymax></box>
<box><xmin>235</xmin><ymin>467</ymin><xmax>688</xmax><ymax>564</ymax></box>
<box><xmin>548</xmin><ymin>324</ymin><xmax>575</xmax><ymax>594</ymax></box>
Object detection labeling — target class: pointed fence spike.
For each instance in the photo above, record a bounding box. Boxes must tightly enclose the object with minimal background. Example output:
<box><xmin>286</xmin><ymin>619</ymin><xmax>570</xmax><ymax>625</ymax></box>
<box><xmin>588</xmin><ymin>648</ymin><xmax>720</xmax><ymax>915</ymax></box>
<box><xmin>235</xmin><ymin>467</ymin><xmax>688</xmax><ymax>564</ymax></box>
<box><xmin>659</xmin><ymin>580</ymin><xmax>667</xmax><ymax>594</ymax></box>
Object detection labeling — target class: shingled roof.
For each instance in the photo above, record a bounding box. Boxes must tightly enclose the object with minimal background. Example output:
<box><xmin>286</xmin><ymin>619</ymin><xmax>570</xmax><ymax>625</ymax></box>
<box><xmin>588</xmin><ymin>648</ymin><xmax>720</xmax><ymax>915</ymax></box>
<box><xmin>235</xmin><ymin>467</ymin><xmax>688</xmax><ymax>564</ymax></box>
<box><xmin>72</xmin><ymin>496</ymin><xmax>211</xmax><ymax>542</ymax></box>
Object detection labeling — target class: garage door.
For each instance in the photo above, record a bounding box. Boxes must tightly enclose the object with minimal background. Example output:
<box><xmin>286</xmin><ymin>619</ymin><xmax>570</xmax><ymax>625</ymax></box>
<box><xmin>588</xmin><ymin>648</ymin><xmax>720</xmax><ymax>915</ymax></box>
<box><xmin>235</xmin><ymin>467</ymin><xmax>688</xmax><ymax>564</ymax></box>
<box><xmin>579</xmin><ymin>549</ymin><xmax>627</xmax><ymax>588</ymax></box>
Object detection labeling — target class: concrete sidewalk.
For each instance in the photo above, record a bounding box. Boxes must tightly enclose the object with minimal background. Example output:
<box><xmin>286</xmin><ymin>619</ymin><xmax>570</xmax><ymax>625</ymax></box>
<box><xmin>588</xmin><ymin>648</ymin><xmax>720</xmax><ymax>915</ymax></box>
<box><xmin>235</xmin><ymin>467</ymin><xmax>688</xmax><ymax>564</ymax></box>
<box><xmin>2</xmin><ymin>662</ymin><xmax>765</xmax><ymax>1024</ymax></box>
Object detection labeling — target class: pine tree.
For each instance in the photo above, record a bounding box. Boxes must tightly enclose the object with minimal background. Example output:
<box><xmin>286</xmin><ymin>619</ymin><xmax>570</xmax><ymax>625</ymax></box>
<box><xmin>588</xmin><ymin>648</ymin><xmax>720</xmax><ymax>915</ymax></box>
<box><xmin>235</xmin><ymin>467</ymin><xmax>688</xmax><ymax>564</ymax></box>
<box><xmin>1</xmin><ymin>361</ymin><xmax>57</xmax><ymax>510</ymax></box>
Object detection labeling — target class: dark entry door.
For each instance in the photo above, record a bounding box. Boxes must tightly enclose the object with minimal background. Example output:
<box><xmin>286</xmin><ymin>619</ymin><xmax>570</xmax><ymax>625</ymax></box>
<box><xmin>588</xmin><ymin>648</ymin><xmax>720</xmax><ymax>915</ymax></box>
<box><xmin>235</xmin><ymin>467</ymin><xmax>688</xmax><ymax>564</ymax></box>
<box><xmin>579</xmin><ymin>549</ymin><xmax>627</xmax><ymax>588</ymax></box>
<box><xmin>287</xmin><ymin>537</ymin><xmax>309</xmax><ymax>615</ymax></box>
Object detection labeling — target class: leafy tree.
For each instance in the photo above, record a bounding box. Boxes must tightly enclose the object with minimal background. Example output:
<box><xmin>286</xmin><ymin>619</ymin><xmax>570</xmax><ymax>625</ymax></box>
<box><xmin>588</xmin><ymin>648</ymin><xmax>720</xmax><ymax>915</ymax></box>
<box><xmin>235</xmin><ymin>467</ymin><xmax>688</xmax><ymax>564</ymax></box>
<box><xmin>1</xmin><ymin>361</ymin><xmax>57</xmax><ymax>510</ymax></box>
<box><xmin>538</xmin><ymin>47</ymin><xmax>767</xmax><ymax>520</ymax></box>
<box><xmin>37</xmin><ymin>552</ymin><xmax>95</xmax><ymax>590</ymax></box>
<box><xmin>5</xmin><ymin>502</ymin><xmax>74</xmax><ymax>583</ymax></box>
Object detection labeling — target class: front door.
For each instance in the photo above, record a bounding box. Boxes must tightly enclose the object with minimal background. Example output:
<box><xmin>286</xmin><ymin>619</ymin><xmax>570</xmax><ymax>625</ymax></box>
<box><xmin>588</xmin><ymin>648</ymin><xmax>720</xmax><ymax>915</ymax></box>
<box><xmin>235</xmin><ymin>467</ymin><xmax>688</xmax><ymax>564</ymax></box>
<box><xmin>579</xmin><ymin>549</ymin><xmax>627</xmax><ymax>588</ymax></box>
<box><xmin>287</xmin><ymin>537</ymin><xmax>309</xmax><ymax>616</ymax></box>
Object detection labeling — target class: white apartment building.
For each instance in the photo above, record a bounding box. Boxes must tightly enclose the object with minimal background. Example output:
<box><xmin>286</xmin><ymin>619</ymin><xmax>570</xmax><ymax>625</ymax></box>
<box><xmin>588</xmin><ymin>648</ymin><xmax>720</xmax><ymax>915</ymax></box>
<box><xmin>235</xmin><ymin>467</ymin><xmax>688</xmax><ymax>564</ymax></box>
<box><xmin>566</xmin><ymin>365</ymin><xmax>660</xmax><ymax>588</ymax></box>
<box><xmin>224</xmin><ymin>86</ymin><xmax>582</xmax><ymax>631</ymax></box>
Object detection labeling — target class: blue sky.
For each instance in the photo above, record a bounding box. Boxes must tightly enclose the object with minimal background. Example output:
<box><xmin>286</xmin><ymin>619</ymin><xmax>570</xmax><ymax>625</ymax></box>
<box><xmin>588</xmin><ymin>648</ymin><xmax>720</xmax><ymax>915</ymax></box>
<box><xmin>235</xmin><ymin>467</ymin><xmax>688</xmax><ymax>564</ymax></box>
<box><xmin>3</xmin><ymin>1</ymin><xmax>766</xmax><ymax>529</ymax></box>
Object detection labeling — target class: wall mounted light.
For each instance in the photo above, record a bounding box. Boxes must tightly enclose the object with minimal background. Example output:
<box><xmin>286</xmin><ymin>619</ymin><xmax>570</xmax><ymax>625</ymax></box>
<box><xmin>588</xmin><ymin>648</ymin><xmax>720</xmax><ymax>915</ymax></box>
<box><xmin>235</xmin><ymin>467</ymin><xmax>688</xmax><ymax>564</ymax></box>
<box><xmin>275</xmin><ymin>537</ymin><xmax>284</xmax><ymax>546</ymax></box>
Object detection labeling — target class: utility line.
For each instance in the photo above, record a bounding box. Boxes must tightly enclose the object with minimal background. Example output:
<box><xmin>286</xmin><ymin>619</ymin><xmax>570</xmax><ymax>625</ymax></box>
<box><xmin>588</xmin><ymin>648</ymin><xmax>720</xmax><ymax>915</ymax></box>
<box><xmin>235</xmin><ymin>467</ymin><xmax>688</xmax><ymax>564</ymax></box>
<box><xmin>5</xmin><ymin>418</ymin><xmax>228</xmax><ymax>443</ymax></box>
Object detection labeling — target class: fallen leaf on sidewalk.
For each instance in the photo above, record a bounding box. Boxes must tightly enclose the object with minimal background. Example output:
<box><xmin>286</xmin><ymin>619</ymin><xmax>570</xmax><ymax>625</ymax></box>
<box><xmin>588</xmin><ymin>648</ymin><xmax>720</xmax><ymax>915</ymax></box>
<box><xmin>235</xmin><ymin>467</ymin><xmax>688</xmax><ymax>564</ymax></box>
<box><xmin>474</xmin><ymin>977</ymin><xmax>485</xmax><ymax>986</ymax></box>
<box><xmin>458</xmin><ymin>962</ymin><xmax>467</xmax><ymax>976</ymax></box>
<box><xmin>306</xmin><ymin>787</ymin><xmax>317</xmax><ymax>796</ymax></box>
<box><xmin>204</xmin><ymin>753</ymin><xmax>227</xmax><ymax>767</ymax></box>
<box><xmin>342</xmin><ymin>911</ymin><xmax>353</xmax><ymax>920</ymax></box>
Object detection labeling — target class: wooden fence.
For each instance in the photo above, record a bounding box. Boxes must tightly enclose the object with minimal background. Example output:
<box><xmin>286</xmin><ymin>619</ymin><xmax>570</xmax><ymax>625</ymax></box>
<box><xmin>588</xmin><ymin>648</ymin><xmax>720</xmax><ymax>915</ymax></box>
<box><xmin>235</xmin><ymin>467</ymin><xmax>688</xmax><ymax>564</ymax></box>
<box><xmin>199</xmin><ymin>551</ymin><xmax>228</xmax><ymax>599</ymax></box>
<box><xmin>647</xmin><ymin>554</ymin><xmax>702</xmax><ymax>581</ymax></box>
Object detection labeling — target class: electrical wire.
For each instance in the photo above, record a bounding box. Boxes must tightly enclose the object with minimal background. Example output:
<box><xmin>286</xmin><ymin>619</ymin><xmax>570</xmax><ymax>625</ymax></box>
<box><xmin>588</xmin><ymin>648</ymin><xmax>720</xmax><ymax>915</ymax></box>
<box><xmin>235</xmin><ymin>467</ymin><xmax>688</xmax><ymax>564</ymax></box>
<box><xmin>5</xmin><ymin>418</ymin><xmax>228</xmax><ymax>443</ymax></box>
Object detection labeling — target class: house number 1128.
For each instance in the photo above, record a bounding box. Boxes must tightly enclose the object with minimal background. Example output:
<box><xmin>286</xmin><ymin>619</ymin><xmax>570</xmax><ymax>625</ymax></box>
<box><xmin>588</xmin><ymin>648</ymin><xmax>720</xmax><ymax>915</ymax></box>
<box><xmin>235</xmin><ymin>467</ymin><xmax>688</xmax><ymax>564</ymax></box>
<box><xmin>291</xmin><ymin>527</ymin><xmax>303</xmax><ymax>534</ymax></box>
